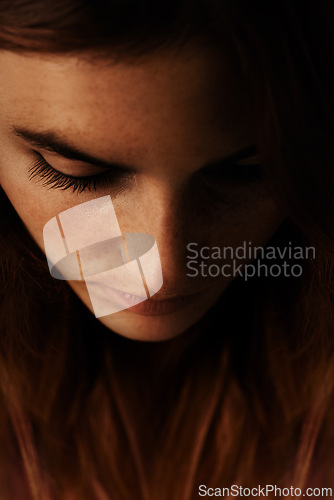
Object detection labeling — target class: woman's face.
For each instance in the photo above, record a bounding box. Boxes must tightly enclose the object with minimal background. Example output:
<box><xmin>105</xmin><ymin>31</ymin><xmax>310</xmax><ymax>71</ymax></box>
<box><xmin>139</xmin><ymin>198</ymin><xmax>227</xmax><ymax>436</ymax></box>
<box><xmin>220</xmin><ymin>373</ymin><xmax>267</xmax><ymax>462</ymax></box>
<box><xmin>0</xmin><ymin>43</ymin><xmax>282</xmax><ymax>341</ymax></box>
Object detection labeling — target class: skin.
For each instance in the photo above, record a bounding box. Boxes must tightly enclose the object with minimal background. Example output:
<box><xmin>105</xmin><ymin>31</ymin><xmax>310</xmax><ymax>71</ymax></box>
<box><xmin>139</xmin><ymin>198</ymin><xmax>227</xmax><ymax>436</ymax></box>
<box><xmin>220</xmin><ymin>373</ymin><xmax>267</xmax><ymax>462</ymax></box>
<box><xmin>0</xmin><ymin>43</ymin><xmax>283</xmax><ymax>341</ymax></box>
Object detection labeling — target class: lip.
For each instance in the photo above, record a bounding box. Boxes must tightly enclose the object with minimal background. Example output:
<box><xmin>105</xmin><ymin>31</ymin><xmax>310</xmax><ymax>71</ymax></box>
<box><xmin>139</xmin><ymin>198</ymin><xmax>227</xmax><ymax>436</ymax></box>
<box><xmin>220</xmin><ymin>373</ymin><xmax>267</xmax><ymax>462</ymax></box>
<box><xmin>84</xmin><ymin>280</ymin><xmax>205</xmax><ymax>316</ymax></box>
<box><xmin>127</xmin><ymin>291</ymin><xmax>204</xmax><ymax>316</ymax></box>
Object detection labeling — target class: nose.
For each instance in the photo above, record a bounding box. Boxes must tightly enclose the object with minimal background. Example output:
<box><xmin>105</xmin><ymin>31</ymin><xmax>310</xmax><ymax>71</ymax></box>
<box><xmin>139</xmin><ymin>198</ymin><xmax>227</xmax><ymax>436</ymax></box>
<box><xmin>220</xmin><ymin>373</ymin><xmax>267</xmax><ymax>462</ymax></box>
<box><xmin>119</xmin><ymin>176</ymin><xmax>199</xmax><ymax>295</ymax></box>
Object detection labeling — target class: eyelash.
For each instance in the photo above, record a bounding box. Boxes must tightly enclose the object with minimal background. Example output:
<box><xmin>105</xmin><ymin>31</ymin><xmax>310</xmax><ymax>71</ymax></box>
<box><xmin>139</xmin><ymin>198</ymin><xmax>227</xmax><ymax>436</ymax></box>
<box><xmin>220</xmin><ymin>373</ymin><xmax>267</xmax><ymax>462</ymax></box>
<box><xmin>28</xmin><ymin>157</ymin><xmax>124</xmax><ymax>193</ymax></box>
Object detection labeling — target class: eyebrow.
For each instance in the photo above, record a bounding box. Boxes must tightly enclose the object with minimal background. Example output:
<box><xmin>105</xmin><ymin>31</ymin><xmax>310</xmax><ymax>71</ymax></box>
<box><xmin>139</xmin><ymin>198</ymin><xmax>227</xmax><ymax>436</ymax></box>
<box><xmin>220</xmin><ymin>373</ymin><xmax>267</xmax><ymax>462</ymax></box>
<box><xmin>14</xmin><ymin>127</ymin><xmax>134</xmax><ymax>171</ymax></box>
<box><xmin>14</xmin><ymin>126</ymin><xmax>258</xmax><ymax>170</ymax></box>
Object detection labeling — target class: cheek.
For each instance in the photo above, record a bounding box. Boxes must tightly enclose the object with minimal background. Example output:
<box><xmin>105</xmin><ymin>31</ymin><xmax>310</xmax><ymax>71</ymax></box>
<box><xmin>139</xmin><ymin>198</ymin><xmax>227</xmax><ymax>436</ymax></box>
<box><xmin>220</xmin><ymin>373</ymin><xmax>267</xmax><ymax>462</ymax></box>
<box><xmin>2</xmin><ymin>182</ymin><xmax>44</xmax><ymax>242</ymax></box>
<box><xmin>233</xmin><ymin>199</ymin><xmax>283</xmax><ymax>243</ymax></box>
<box><xmin>203</xmin><ymin>188</ymin><xmax>284</xmax><ymax>250</ymax></box>
<box><xmin>1</xmin><ymin>172</ymin><xmax>72</xmax><ymax>254</ymax></box>
<box><xmin>0</xmin><ymin>147</ymin><xmax>55</xmax><ymax>249</ymax></box>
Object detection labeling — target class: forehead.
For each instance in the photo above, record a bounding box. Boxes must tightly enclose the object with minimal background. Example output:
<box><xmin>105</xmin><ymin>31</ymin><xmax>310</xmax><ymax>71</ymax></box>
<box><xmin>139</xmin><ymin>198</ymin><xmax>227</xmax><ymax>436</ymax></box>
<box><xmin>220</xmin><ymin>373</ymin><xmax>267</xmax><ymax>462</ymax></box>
<box><xmin>0</xmin><ymin>43</ymin><xmax>251</xmax><ymax>163</ymax></box>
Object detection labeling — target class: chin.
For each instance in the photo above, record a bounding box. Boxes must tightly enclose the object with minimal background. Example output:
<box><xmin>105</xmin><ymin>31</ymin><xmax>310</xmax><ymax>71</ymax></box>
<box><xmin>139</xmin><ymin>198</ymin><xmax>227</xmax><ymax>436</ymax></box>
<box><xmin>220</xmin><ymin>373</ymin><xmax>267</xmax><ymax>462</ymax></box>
<box><xmin>68</xmin><ymin>278</ymin><xmax>227</xmax><ymax>342</ymax></box>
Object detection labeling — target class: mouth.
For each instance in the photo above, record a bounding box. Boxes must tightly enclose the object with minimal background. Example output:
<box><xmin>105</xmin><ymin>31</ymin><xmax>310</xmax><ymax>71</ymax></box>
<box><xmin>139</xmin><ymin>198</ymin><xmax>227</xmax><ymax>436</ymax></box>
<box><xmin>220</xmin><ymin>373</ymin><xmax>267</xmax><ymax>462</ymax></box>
<box><xmin>83</xmin><ymin>280</ymin><xmax>206</xmax><ymax>317</ymax></box>
<box><xmin>127</xmin><ymin>290</ymin><xmax>205</xmax><ymax>316</ymax></box>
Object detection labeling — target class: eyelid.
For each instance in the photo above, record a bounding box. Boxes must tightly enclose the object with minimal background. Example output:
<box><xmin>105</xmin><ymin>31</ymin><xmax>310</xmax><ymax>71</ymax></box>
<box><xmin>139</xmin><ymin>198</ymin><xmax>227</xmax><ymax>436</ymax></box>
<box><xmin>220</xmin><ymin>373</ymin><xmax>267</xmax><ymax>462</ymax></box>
<box><xmin>32</xmin><ymin>149</ymin><xmax>110</xmax><ymax>176</ymax></box>
<box><xmin>200</xmin><ymin>156</ymin><xmax>263</xmax><ymax>186</ymax></box>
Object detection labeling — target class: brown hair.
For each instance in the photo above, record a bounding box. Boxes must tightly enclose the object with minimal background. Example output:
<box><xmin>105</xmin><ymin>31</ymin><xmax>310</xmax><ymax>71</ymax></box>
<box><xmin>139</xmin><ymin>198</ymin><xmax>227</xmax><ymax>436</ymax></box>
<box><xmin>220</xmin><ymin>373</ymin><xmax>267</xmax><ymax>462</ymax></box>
<box><xmin>0</xmin><ymin>1</ymin><xmax>334</xmax><ymax>498</ymax></box>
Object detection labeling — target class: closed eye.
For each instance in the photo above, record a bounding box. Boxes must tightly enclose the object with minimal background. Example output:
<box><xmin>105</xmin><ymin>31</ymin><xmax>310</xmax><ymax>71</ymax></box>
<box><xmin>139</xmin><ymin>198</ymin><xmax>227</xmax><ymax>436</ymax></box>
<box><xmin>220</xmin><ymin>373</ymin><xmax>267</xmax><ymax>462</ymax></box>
<box><xmin>28</xmin><ymin>155</ymin><xmax>132</xmax><ymax>193</ymax></box>
<box><xmin>201</xmin><ymin>158</ymin><xmax>262</xmax><ymax>185</ymax></box>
